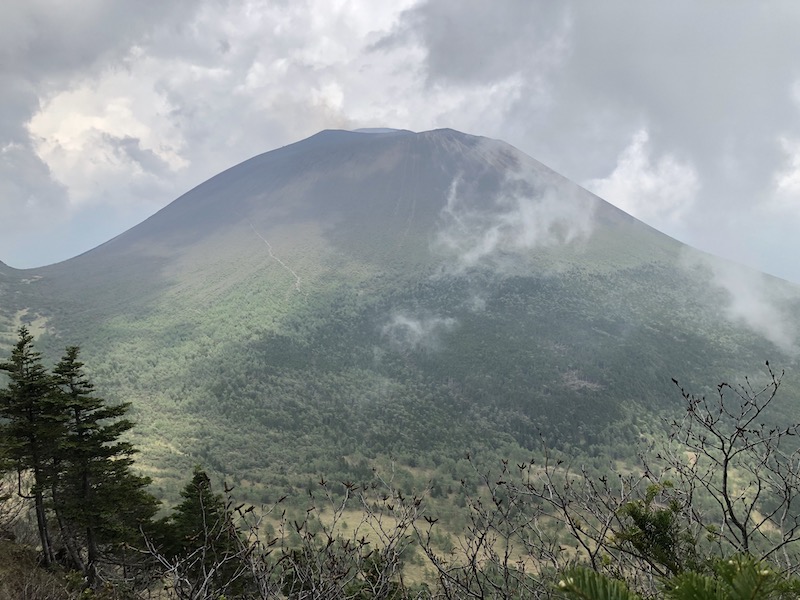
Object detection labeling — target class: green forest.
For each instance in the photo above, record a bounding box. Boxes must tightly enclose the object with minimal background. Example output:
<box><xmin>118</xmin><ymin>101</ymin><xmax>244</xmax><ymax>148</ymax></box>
<box><xmin>3</xmin><ymin>328</ymin><xmax>800</xmax><ymax>599</ymax></box>
<box><xmin>4</xmin><ymin>126</ymin><xmax>798</xmax><ymax>522</ymax></box>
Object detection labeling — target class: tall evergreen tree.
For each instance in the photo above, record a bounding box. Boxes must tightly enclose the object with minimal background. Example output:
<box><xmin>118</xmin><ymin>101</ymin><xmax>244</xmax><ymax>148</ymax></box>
<box><xmin>0</xmin><ymin>327</ymin><xmax>62</xmax><ymax>567</ymax></box>
<box><xmin>158</xmin><ymin>468</ymin><xmax>247</xmax><ymax>596</ymax></box>
<box><xmin>0</xmin><ymin>331</ymin><xmax>158</xmax><ymax>585</ymax></box>
<box><xmin>52</xmin><ymin>345</ymin><xmax>159</xmax><ymax>586</ymax></box>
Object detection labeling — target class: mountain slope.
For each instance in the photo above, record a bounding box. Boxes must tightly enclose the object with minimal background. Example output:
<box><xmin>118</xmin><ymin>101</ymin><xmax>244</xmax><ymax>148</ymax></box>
<box><xmin>3</xmin><ymin>128</ymin><xmax>799</xmax><ymax>500</ymax></box>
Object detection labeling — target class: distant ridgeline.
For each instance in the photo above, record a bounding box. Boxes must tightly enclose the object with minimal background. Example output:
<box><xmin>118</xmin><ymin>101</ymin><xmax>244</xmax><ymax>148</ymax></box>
<box><xmin>1</xmin><ymin>128</ymin><xmax>799</xmax><ymax>503</ymax></box>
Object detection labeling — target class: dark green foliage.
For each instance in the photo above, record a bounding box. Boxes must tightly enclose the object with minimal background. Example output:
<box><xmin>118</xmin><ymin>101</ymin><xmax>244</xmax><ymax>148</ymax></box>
<box><xmin>0</xmin><ymin>327</ymin><xmax>63</xmax><ymax>566</ymax></box>
<box><xmin>0</xmin><ymin>328</ymin><xmax>61</xmax><ymax>470</ymax></box>
<box><xmin>0</xmin><ymin>329</ymin><xmax>158</xmax><ymax>589</ymax></box>
<box><xmin>558</xmin><ymin>557</ymin><xmax>800</xmax><ymax>600</ymax></box>
<box><xmin>52</xmin><ymin>345</ymin><xmax>158</xmax><ymax>582</ymax></box>
<box><xmin>156</xmin><ymin>468</ymin><xmax>247</xmax><ymax>597</ymax></box>
<box><xmin>616</xmin><ymin>482</ymin><xmax>700</xmax><ymax>577</ymax></box>
<box><xmin>162</xmin><ymin>468</ymin><xmax>235</xmax><ymax>556</ymax></box>
<box><xmin>665</xmin><ymin>556</ymin><xmax>800</xmax><ymax>600</ymax></box>
<box><xmin>557</xmin><ymin>567</ymin><xmax>643</xmax><ymax>600</ymax></box>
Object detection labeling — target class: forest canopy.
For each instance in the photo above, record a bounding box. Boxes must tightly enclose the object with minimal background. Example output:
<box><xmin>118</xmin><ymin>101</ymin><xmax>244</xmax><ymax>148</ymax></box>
<box><xmin>2</xmin><ymin>328</ymin><xmax>800</xmax><ymax>599</ymax></box>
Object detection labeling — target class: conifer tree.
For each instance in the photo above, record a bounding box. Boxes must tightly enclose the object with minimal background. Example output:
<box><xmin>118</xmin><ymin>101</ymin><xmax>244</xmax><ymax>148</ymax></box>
<box><xmin>52</xmin><ymin>345</ymin><xmax>158</xmax><ymax>585</ymax></box>
<box><xmin>0</xmin><ymin>331</ymin><xmax>158</xmax><ymax>586</ymax></box>
<box><xmin>158</xmin><ymin>468</ymin><xmax>247</xmax><ymax>597</ymax></box>
<box><xmin>0</xmin><ymin>326</ymin><xmax>61</xmax><ymax>567</ymax></box>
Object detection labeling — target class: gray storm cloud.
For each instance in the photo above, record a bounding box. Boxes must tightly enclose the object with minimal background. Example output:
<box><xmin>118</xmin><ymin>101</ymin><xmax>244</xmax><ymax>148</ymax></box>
<box><xmin>381</xmin><ymin>313</ymin><xmax>458</xmax><ymax>352</ymax></box>
<box><xmin>433</xmin><ymin>171</ymin><xmax>596</xmax><ymax>272</ymax></box>
<box><xmin>5</xmin><ymin>1</ymin><xmax>800</xmax><ymax>282</ymax></box>
<box><xmin>399</xmin><ymin>1</ymin><xmax>800</xmax><ymax>282</ymax></box>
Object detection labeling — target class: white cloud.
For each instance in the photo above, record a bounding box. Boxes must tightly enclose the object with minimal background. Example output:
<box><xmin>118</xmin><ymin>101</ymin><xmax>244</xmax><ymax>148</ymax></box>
<box><xmin>682</xmin><ymin>251</ymin><xmax>797</xmax><ymax>354</ymax></box>
<box><xmin>4</xmin><ymin>0</ymin><xmax>800</xmax><ymax>282</ymax></box>
<box><xmin>434</xmin><ymin>156</ymin><xmax>596</xmax><ymax>272</ymax></box>
<box><xmin>8</xmin><ymin>0</ymin><xmax>548</xmax><ymax>268</ymax></box>
<box><xmin>771</xmin><ymin>82</ymin><xmax>800</xmax><ymax>217</ymax></box>
<box><xmin>381</xmin><ymin>312</ymin><xmax>457</xmax><ymax>351</ymax></box>
<box><xmin>585</xmin><ymin>129</ymin><xmax>699</xmax><ymax>224</ymax></box>
<box><xmin>775</xmin><ymin>136</ymin><xmax>800</xmax><ymax>194</ymax></box>
<box><xmin>28</xmin><ymin>64</ymin><xmax>188</xmax><ymax>210</ymax></box>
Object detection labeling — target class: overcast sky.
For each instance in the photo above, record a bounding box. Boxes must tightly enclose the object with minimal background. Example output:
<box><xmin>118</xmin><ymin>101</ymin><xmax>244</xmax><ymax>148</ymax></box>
<box><xmin>3</xmin><ymin>2</ymin><xmax>800</xmax><ymax>283</ymax></box>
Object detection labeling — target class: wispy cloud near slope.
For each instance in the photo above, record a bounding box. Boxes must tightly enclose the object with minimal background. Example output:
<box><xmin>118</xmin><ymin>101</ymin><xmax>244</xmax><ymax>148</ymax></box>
<box><xmin>433</xmin><ymin>167</ymin><xmax>596</xmax><ymax>272</ymax></box>
<box><xmin>682</xmin><ymin>251</ymin><xmax>798</xmax><ymax>354</ymax></box>
<box><xmin>381</xmin><ymin>312</ymin><xmax>457</xmax><ymax>351</ymax></box>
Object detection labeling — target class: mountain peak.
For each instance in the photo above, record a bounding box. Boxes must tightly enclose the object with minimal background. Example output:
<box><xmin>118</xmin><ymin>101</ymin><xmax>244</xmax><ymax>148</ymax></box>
<box><xmin>6</xmin><ymin>126</ymin><xmax>800</xmax><ymax>506</ymax></box>
<box><xmin>351</xmin><ymin>127</ymin><xmax>411</xmax><ymax>134</ymax></box>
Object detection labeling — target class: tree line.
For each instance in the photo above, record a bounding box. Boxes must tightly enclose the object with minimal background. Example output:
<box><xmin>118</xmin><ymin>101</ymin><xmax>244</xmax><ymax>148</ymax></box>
<box><xmin>0</xmin><ymin>328</ymin><xmax>242</xmax><ymax>595</ymax></box>
<box><xmin>0</xmin><ymin>327</ymin><xmax>157</xmax><ymax>586</ymax></box>
<box><xmin>4</xmin><ymin>326</ymin><xmax>800</xmax><ymax>598</ymax></box>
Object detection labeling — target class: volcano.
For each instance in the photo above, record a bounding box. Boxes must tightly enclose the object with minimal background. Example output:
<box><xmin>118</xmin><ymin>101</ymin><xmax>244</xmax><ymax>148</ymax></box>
<box><xmin>2</xmin><ymin>128</ymin><xmax>798</xmax><ymax>499</ymax></box>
